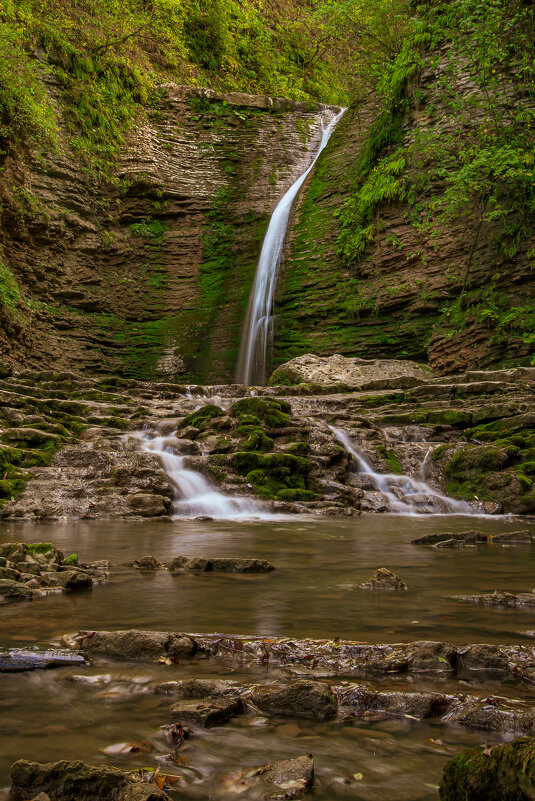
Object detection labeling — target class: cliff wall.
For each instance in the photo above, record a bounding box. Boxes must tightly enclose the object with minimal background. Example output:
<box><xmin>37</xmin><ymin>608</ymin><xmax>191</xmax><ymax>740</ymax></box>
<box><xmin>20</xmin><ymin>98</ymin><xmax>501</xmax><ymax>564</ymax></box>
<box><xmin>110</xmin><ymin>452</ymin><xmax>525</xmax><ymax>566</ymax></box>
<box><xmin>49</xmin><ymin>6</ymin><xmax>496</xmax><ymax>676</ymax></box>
<box><xmin>0</xmin><ymin>84</ymin><xmax>339</xmax><ymax>382</ymax></box>
<box><xmin>275</xmin><ymin>34</ymin><xmax>535</xmax><ymax>376</ymax></box>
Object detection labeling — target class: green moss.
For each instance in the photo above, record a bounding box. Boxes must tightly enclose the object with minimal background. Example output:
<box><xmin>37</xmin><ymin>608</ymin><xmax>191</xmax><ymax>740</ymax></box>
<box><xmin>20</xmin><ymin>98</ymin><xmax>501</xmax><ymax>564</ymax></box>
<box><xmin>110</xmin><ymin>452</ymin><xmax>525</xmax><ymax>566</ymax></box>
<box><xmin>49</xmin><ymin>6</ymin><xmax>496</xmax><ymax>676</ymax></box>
<box><xmin>377</xmin><ymin>445</ymin><xmax>403</xmax><ymax>474</ymax></box>
<box><xmin>64</xmin><ymin>553</ymin><xmax>78</xmax><ymax>565</ymax></box>
<box><xmin>242</xmin><ymin>430</ymin><xmax>273</xmax><ymax>451</ymax></box>
<box><xmin>231</xmin><ymin>450</ymin><xmax>313</xmax><ymax>499</ymax></box>
<box><xmin>182</xmin><ymin>404</ymin><xmax>223</xmax><ymax>430</ymax></box>
<box><xmin>277</xmin><ymin>488</ymin><xmax>316</xmax><ymax>501</ymax></box>
<box><xmin>286</xmin><ymin>442</ymin><xmax>310</xmax><ymax>456</ymax></box>
<box><xmin>230</xmin><ymin>397</ymin><xmax>291</xmax><ymax>428</ymax></box>
<box><xmin>26</xmin><ymin>543</ymin><xmax>54</xmax><ymax>554</ymax></box>
<box><xmin>268</xmin><ymin>368</ymin><xmax>302</xmax><ymax>386</ymax></box>
<box><xmin>427</xmin><ymin>409</ymin><xmax>472</xmax><ymax>426</ymax></box>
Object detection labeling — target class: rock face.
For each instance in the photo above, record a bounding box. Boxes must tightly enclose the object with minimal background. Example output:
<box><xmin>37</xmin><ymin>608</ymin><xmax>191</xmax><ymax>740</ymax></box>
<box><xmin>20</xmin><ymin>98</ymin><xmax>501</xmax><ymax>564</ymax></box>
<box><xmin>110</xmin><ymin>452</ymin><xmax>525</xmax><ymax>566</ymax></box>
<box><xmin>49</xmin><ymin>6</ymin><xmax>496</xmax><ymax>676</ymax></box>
<box><xmin>439</xmin><ymin>737</ymin><xmax>535</xmax><ymax>801</ymax></box>
<box><xmin>10</xmin><ymin>760</ymin><xmax>167</xmax><ymax>801</ymax></box>
<box><xmin>274</xmin><ymin>42</ymin><xmax>534</xmax><ymax>376</ymax></box>
<box><xmin>0</xmin><ymin>85</ymin><xmax>340</xmax><ymax>383</ymax></box>
<box><xmin>269</xmin><ymin>354</ymin><xmax>430</xmax><ymax>387</ymax></box>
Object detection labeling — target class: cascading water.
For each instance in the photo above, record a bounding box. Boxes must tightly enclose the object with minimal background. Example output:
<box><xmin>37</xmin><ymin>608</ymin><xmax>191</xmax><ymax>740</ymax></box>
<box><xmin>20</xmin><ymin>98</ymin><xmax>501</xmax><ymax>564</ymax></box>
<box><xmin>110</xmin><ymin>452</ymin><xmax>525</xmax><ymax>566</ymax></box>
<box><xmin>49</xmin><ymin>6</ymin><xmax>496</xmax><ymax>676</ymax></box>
<box><xmin>138</xmin><ymin>430</ymin><xmax>266</xmax><ymax>520</ymax></box>
<box><xmin>330</xmin><ymin>426</ymin><xmax>474</xmax><ymax>515</ymax></box>
<box><xmin>237</xmin><ymin>108</ymin><xmax>346</xmax><ymax>386</ymax></box>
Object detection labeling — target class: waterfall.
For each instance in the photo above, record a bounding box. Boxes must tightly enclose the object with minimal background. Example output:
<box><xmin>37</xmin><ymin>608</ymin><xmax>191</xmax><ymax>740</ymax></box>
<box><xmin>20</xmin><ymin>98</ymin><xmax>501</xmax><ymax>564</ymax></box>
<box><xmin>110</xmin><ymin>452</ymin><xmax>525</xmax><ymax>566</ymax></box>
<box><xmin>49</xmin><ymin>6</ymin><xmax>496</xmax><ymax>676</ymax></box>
<box><xmin>138</xmin><ymin>431</ymin><xmax>267</xmax><ymax>520</ymax></box>
<box><xmin>236</xmin><ymin>108</ymin><xmax>346</xmax><ymax>386</ymax></box>
<box><xmin>330</xmin><ymin>426</ymin><xmax>474</xmax><ymax>515</ymax></box>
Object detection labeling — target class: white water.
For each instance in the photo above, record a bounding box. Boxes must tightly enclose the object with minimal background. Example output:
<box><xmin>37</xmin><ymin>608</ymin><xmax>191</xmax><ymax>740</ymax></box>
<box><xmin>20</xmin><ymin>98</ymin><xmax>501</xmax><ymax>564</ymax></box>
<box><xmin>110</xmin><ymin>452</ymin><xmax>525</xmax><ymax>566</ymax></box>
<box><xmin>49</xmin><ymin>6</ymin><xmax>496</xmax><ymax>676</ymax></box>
<box><xmin>330</xmin><ymin>426</ymin><xmax>474</xmax><ymax>515</ymax></box>
<box><xmin>138</xmin><ymin>430</ymin><xmax>268</xmax><ymax>520</ymax></box>
<box><xmin>237</xmin><ymin>108</ymin><xmax>346</xmax><ymax>386</ymax></box>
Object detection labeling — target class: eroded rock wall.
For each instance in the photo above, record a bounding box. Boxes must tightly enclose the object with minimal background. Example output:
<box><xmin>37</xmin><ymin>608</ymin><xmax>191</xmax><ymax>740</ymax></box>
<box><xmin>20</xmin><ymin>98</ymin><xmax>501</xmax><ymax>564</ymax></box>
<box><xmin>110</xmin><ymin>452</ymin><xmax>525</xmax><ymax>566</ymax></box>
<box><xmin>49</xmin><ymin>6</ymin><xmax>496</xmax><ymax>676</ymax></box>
<box><xmin>274</xmin><ymin>44</ymin><xmax>535</xmax><ymax>375</ymax></box>
<box><xmin>0</xmin><ymin>85</ymin><xmax>339</xmax><ymax>382</ymax></box>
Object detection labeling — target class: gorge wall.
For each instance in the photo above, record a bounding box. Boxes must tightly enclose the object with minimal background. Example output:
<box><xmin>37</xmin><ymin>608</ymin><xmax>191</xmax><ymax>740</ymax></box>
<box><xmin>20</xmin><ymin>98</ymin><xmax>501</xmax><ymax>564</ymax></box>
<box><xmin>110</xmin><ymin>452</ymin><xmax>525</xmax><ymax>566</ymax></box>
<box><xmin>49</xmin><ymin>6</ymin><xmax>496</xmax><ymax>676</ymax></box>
<box><xmin>274</xmin><ymin>38</ymin><xmax>535</xmax><ymax>377</ymax></box>
<box><xmin>0</xmin><ymin>84</ymin><xmax>338</xmax><ymax>382</ymax></box>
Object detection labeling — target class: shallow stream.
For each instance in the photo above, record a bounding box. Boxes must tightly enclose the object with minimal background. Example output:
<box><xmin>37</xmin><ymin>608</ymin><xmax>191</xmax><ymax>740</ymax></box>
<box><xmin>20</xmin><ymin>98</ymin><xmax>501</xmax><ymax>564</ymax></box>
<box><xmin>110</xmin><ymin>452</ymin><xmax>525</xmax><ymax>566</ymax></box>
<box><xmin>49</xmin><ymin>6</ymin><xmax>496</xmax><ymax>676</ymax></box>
<box><xmin>1</xmin><ymin>514</ymin><xmax>534</xmax><ymax>799</ymax></box>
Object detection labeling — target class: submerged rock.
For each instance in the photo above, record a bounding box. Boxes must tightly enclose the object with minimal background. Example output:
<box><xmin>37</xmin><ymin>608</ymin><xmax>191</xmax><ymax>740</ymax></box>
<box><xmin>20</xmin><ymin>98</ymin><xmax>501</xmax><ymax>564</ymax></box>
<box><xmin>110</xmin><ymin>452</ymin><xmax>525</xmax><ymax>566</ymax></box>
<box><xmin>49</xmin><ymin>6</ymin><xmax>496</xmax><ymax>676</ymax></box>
<box><xmin>360</xmin><ymin>568</ymin><xmax>408</xmax><ymax>591</ymax></box>
<box><xmin>251</xmin><ymin>680</ymin><xmax>338</xmax><ymax>719</ymax></box>
<box><xmin>456</xmin><ymin>591</ymin><xmax>535</xmax><ymax>608</ymax></box>
<box><xmin>169</xmin><ymin>697</ymin><xmax>244</xmax><ymax>727</ymax></box>
<box><xmin>411</xmin><ymin>530</ymin><xmax>487</xmax><ymax>546</ymax></box>
<box><xmin>439</xmin><ymin>737</ymin><xmax>535</xmax><ymax>800</ymax></box>
<box><xmin>258</xmin><ymin>754</ymin><xmax>314</xmax><ymax>800</ymax></box>
<box><xmin>166</xmin><ymin>556</ymin><xmax>275</xmax><ymax>572</ymax></box>
<box><xmin>10</xmin><ymin>759</ymin><xmax>167</xmax><ymax>801</ymax></box>
<box><xmin>74</xmin><ymin>629</ymin><xmax>197</xmax><ymax>661</ymax></box>
<box><xmin>491</xmin><ymin>530</ymin><xmax>532</xmax><ymax>544</ymax></box>
<box><xmin>0</xmin><ymin>580</ymin><xmax>36</xmax><ymax>603</ymax></box>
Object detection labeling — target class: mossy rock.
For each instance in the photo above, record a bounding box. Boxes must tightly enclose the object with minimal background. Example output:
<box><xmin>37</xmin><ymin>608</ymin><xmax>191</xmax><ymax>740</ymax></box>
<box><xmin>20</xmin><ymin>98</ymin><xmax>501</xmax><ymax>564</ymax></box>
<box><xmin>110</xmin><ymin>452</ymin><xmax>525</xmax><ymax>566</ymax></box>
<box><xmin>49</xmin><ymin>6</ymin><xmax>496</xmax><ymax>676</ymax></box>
<box><xmin>232</xmin><ymin>450</ymin><xmax>313</xmax><ymax>499</ymax></box>
<box><xmin>277</xmin><ymin>488</ymin><xmax>316</xmax><ymax>501</ymax></box>
<box><xmin>237</xmin><ymin>414</ymin><xmax>261</xmax><ymax>426</ymax></box>
<box><xmin>286</xmin><ymin>441</ymin><xmax>310</xmax><ymax>456</ymax></box>
<box><xmin>230</xmin><ymin>397</ymin><xmax>291</xmax><ymax>428</ymax></box>
<box><xmin>64</xmin><ymin>553</ymin><xmax>78</xmax><ymax>565</ymax></box>
<box><xmin>182</xmin><ymin>404</ymin><xmax>223</xmax><ymax>431</ymax></box>
<box><xmin>439</xmin><ymin>737</ymin><xmax>535</xmax><ymax>800</ymax></box>
<box><xmin>267</xmin><ymin>367</ymin><xmax>302</xmax><ymax>386</ymax></box>
<box><xmin>242</xmin><ymin>430</ymin><xmax>274</xmax><ymax>451</ymax></box>
<box><xmin>447</xmin><ymin>446</ymin><xmax>509</xmax><ymax>475</ymax></box>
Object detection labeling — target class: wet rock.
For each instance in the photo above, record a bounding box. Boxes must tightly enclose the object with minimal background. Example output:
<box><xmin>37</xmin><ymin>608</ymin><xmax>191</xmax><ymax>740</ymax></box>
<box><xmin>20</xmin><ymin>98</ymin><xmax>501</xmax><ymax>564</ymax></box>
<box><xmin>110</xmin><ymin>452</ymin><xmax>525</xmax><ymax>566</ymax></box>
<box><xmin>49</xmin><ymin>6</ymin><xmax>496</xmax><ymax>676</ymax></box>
<box><xmin>407</xmin><ymin>641</ymin><xmax>456</xmax><ymax>673</ymax></box>
<box><xmin>169</xmin><ymin>697</ymin><xmax>244</xmax><ymax>727</ymax></box>
<box><xmin>360</xmin><ymin>568</ymin><xmax>408</xmax><ymax>591</ymax></box>
<box><xmin>0</xmin><ymin>566</ymin><xmax>23</xmax><ymax>581</ymax></box>
<box><xmin>456</xmin><ymin>644</ymin><xmax>510</xmax><ymax>676</ymax></box>
<box><xmin>491</xmin><ymin>530</ymin><xmax>532</xmax><ymax>544</ymax></box>
<box><xmin>127</xmin><ymin>494</ymin><xmax>172</xmax><ymax>517</ymax></box>
<box><xmin>441</xmin><ymin>699</ymin><xmax>535</xmax><ymax>734</ymax></box>
<box><xmin>132</xmin><ymin>556</ymin><xmax>160</xmax><ymax>570</ymax></box>
<box><xmin>179</xmin><ymin>678</ymin><xmax>236</xmax><ymax>698</ymax></box>
<box><xmin>439</xmin><ymin>737</ymin><xmax>535</xmax><ymax>800</ymax></box>
<box><xmin>412</xmin><ymin>530</ymin><xmax>487</xmax><ymax>545</ymax></box>
<box><xmin>165</xmin><ymin>556</ymin><xmax>275</xmax><ymax>572</ymax></box>
<box><xmin>41</xmin><ymin>570</ymin><xmax>93</xmax><ymax>591</ymax></box>
<box><xmin>434</xmin><ymin>538</ymin><xmax>464</xmax><ymax>548</ymax></box>
<box><xmin>457</xmin><ymin>590</ymin><xmax>535</xmax><ymax>607</ymax></box>
<box><xmin>0</xmin><ymin>579</ymin><xmax>36</xmax><ymax>603</ymax></box>
<box><xmin>339</xmin><ymin>686</ymin><xmax>453</xmax><ymax>719</ymax></box>
<box><xmin>251</xmin><ymin>680</ymin><xmax>338</xmax><ymax>719</ymax></box>
<box><xmin>10</xmin><ymin>759</ymin><xmax>167</xmax><ymax>801</ymax></box>
<box><xmin>258</xmin><ymin>754</ymin><xmax>314</xmax><ymax>800</ymax></box>
<box><xmin>74</xmin><ymin>629</ymin><xmax>197</xmax><ymax>661</ymax></box>
<box><xmin>0</xmin><ymin>648</ymin><xmax>87</xmax><ymax>672</ymax></box>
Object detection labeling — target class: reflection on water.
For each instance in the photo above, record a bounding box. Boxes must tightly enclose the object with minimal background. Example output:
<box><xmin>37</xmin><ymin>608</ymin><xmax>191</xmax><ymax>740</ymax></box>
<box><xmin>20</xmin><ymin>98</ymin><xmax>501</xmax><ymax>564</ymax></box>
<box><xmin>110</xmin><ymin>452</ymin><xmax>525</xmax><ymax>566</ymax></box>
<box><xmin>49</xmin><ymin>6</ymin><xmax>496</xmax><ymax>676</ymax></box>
<box><xmin>0</xmin><ymin>514</ymin><xmax>534</xmax><ymax>796</ymax></box>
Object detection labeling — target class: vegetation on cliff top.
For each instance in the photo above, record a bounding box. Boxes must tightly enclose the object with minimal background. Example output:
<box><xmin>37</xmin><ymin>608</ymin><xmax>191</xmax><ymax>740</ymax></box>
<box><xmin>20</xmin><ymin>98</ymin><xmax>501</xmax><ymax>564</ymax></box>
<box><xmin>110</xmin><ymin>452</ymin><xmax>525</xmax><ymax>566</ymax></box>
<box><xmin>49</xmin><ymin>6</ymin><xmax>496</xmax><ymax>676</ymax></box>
<box><xmin>0</xmin><ymin>0</ymin><xmax>412</xmax><ymax>174</ymax></box>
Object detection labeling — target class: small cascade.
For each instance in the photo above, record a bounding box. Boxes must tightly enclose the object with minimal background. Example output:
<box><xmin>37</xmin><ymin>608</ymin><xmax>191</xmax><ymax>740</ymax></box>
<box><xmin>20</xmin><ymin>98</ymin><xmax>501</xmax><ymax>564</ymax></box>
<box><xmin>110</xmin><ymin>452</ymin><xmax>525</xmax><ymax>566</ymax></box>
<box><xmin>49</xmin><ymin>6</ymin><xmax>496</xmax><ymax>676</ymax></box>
<box><xmin>330</xmin><ymin>426</ymin><xmax>474</xmax><ymax>515</ymax></box>
<box><xmin>237</xmin><ymin>108</ymin><xmax>346</xmax><ymax>386</ymax></box>
<box><xmin>138</xmin><ymin>430</ymin><xmax>266</xmax><ymax>520</ymax></box>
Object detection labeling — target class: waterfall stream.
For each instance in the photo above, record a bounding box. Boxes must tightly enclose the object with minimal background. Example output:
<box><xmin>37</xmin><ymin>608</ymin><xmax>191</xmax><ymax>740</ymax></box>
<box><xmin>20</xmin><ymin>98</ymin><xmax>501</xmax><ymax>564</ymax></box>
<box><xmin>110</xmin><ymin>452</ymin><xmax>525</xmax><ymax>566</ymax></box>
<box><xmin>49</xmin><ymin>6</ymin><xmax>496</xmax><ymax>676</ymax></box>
<box><xmin>236</xmin><ymin>108</ymin><xmax>346</xmax><ymax>386</ymax></box>
<box><xmin>330</xmin><ymin>426</ymin><xmax>474</xmax><ymax>515</ymax></box>
<box><xmin>138</xmin><ymin>430</ymin><xmax>266</xmax><ymax>520</ymax></box>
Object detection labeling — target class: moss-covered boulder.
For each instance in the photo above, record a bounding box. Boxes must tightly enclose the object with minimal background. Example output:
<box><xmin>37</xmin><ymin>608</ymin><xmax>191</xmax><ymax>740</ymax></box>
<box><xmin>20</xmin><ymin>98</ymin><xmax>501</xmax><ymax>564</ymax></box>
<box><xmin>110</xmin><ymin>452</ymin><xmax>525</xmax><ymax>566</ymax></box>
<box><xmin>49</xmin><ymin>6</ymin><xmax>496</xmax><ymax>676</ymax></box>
<box><xmin>10</xmin><ymin>759</ymin><xmax>167</xmax><ymax>800</ymax></box>
<box><xmin>439</xmin><ymin>737</ymin><xmax>535</xmax><ymax>801</ymax></box>
<box><xmin>231</xmin><ymin>451</ymin><xmax>314</xmax><ymax>499</ymax></box>
<box><xmin>181</xmin><ymin>404</ymin><xmax>224</xmax><ymax>431</ymax></box>
<box><xmin>229</xmin><ymin>397</ymin><xmax>291</xmax><ymax>428</ymax></box>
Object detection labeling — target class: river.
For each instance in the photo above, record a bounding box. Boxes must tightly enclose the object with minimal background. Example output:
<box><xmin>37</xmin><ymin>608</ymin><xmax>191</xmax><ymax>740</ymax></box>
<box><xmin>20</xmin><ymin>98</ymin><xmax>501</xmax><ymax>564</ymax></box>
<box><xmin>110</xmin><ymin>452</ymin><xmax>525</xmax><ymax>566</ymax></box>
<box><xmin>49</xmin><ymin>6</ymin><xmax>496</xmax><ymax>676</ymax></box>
<box><xmin>1</xmin><ymin>514</ymin><xmax>534</xmax><ymax>799</ymax></box>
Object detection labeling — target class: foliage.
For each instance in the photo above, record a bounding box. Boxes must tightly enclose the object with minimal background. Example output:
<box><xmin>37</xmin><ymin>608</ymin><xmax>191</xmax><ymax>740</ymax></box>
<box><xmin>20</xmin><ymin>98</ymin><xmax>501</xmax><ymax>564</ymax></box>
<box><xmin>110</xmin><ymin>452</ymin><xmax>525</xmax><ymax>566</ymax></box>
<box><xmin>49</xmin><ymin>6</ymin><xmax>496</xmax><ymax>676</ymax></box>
<box><xmin>0</xmin><ymin>0</ymin><xmax>413</xmax><ymax>173</ymax></box>
<box><xmin>0</xmin><ymin>261</ymin><xmax>21</xmax><ymax>313</ymax></box>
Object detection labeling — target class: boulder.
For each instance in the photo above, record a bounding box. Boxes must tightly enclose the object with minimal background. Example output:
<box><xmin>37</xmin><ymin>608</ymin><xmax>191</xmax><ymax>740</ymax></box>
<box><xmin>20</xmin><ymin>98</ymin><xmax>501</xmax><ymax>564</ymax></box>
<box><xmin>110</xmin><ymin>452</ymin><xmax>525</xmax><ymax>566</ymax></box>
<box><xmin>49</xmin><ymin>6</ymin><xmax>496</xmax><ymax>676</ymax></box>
<box><xmin>268</xmin><ymin>354</ymin><xmax>430</xmax><ymax>387</ymax></box>
<box><xmin>412</xmin><ymin>530</ymin><xmax>487</xmax><ymax>546</ymax></box>
<box><xmin>166</xmin><ymin>556</ymin><xmax>275</xmax><ymax>572</ymax></box>
<box><xmin>360</xmin><ymin>568</ymin><xmax>408</xmax><ymax>591</ymax></box>
<box><xmin>128</xmin><ymin>494</ymin><xmax>171</xmax><ymax>517</ymax></box>
<box><xmin>41</xmin><ymin>570</ymin><xmax>92</xmax><ymax>591</ymax></box>
<box><xmin>491</xmin><ymin>530</ymin><xmax>532</xmax><ymax>544</ymax></box>
<box><xmin>132</xmin><ymin>556</ymin><xmax>160</xmax><ymax>570</ymax></box>
<box><xmin>169</xmin><ymin>697</ymin><xmax>243</xmax><ymax>727</ymax></box>
<box><xmin>0</xmin><ymin>579</ymin><xmax>35</xmax><ymax>603</ymax></box>
<box><xmin>10</xmin><ymin>759</ymin><xmax>167</xmax><ymax>801</ymax></box>
<box><xmin>407</xmin><ymin>641</ymin><xmax>456</xmax><ymax>673</ymax></box>
<box><xmin>456</xmin><ymin>644</ymin><xmax>510</xmax><ymax>676</ymax></box>
<box><xmin>251</xmin><ymin>680</ymin><xmax>337</xmax><ymax>719</ymax></box>
<box><xmin>439</xmin><ymin>737</ymin><xmax>535</xmax><ymax>800</ymax></box>
<box><xmin>258</xmin><ymin>754</ymin><xmax>314</xmax><ymax>799</ymax></box>
<box><xmin>75</xmin><ymin>629</ymin><xmax>197</xmax><ymax>660</ymax></box>
<box><xmin>179</xmin><ymin>678</ymin><xmax>236</xmax><ymax>698</ymax></box>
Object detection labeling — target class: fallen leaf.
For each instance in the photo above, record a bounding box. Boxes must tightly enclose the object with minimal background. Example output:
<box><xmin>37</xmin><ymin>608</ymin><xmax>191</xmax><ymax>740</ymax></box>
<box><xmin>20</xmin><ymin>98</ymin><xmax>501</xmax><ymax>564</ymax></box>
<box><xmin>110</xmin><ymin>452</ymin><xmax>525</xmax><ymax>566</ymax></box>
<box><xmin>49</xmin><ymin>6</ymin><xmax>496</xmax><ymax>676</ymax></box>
<box><xmin>353</xmin><ymin>772</ymin><xmax>363</xmax><ymax>781</ymax></box>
